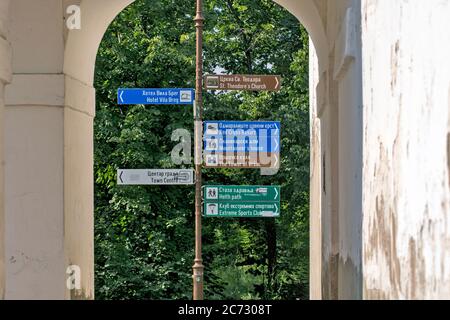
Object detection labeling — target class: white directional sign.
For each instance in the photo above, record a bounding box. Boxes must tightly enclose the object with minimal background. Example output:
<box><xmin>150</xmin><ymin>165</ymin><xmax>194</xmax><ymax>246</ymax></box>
<box><xmin>117</xmin><ymin>169</ymin><xmax>195</xmax><ymax>185</ymax></box>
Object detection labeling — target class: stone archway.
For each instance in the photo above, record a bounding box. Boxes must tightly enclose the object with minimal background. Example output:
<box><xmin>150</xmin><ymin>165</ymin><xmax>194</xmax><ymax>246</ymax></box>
<box><xmin>3</xmin><ymin>0</ymin><xmax>450</xmax><ymax>301</ymax></box>
<box><xmin>1</xmin><ymin>0</ymin><xmax>364</xmax><ymax>300</ymax></box>
<box><xmin>63</xmin><ymin>0</ymin><xmax>332</xmax><ymax>300</ymax></box>
<box><xmin>63</xmin><ymin>0</ymin><xmax>136</xmax><ymax>300</ymax></box>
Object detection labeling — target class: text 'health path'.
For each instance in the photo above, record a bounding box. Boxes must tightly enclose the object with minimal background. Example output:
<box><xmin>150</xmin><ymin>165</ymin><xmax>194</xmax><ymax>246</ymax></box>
<box><xmin>118</xmin><ymin>88</ymin><xmax>195</xmax><ymax>105</ymax></box>
<box><xmin>203</xmin><ymin>121</ymin><xmax>280</xmax><ymax>169</ymax></box>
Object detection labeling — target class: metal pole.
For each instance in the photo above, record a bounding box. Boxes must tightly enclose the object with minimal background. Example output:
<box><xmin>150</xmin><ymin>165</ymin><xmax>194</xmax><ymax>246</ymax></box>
<box><xmin>193</xmin><ymin>0</ymin><xmax>204</xmax><ymax>300</ymax></box>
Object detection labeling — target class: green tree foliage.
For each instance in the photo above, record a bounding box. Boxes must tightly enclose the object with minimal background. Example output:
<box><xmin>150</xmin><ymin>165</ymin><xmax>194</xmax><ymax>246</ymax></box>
<box><xmin>94</xmin><ymin>0</ymin><xmax>309</xmax><ymax>300</ymax></box>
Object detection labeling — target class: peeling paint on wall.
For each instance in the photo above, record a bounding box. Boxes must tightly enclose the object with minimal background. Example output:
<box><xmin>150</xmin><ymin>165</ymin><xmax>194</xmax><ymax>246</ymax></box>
<box><xmin>448</xmin><ymin>86</ymin><xmax>450</xmax><ymax>186</ymax></box>
<box><xmin>363</xmin><ymin>0</ymin><xmax>450</xmax><ymax>299</ymax></box>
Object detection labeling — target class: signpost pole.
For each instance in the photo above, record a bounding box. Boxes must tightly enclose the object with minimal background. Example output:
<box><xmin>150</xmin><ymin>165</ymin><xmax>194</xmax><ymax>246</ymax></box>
<box><xmin>193</xmin><ymin>0</ymin><xmax>204</xmax><ymax>301</ymax></box>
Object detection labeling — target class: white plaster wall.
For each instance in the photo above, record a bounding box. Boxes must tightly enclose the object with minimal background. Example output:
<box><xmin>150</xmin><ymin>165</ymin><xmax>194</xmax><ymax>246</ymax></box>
<box><xmin>0</xmin><ymin>0</ymin><xmax>12</xmax><ymax>300</ymax></box>
<box><xmin>0</xmin><ymin>84</ymin><xmax>4</xmax><ymax>299</ymax></box>
<box><xmin>362</xmin><ymin>0</ymin><xmax>450</xmax><ymax>299</ymax></box>
<box><xmin>309</xmin><ymin>37</ymin><xmax>322</xmax><ymax>300</ymax></box>
<box><xmin>9</xmin><ymin>0</ymin><xmax>64</xmax><ymax>73</ymax></box>
<box><xmin>337</xmin><ymin>59</ymin><xmax>363</xmax><ymax>299</ymax></box>
<box><xmin>64</xmin><ymin>107</ymin><xmax>94</xmax><ymax>299</ymax></box>
<box><xmin>0</xmin><ymin>0</ymin><xmax>10</xmax><ymax>39</ymax></box>
<box><xmin>333</xmin><ymin>1</ymin><xmax>363</xmax><ymax>299</ymax></box>
<box><xmin>63</xmin><ymin>0</ymin><xmax>135</xmax><ymax>300</ymax></box>
<box><xmin>4</xmin><ymin>107</ymin><xmax>64</xmax><ymax>299</ymax></box>
<box><xmin>310</xmin><ymin>0</ymin><xmax>363</xmax><ymax>300</ymax></box>
<box><xmin>4</xmin><ymin>0</ymin><xmax>65</xmax><ymax>299</ymax></box>
<box><xmin>319</xmin><ymin>92</ymin><xmax>335</xmax><ymax>298</ymax></box>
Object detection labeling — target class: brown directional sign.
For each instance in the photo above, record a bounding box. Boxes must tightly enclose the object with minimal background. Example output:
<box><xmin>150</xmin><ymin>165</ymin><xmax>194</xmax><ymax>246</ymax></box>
<box><xmin>204</xmin><ymin>74</ymin><xmax>281</xmax><ymax>91</ymax></box>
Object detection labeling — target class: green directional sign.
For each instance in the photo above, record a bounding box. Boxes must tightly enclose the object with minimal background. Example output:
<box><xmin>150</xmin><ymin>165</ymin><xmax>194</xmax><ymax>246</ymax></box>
<box><xmin>203</xmin><ymin>185</ymin><xmax>280</xmax><ymax>218</ymax></box>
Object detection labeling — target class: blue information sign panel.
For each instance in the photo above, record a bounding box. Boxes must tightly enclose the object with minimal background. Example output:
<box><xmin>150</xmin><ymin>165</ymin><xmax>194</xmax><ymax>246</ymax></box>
<box><xmin>118</xmin><ymin>88</ymin><xmax>195</xmax><ymax>105</ymax></box>
<box><xmin>203</xmin><ymin>121</ymin><xmax>280</xmax><ymax>168</ymax></box>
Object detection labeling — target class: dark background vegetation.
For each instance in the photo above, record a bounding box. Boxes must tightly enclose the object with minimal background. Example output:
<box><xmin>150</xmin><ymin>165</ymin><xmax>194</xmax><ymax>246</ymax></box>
<box><xmin>94</xmin><ymin>0</ymin><xmax>310</xmax><ymax>300</ymax></box>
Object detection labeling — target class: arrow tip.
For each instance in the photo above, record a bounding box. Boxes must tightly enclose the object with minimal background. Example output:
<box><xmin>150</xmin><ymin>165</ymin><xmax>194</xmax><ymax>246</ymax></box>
<box><xmin>274</xmin><ymin>138</ymin><xmax>279</xmax><ymax>152</ymax></box>
<box><xmin>274</xmin><ymin>154</ymin><xmax>279</xmax><ymax>167</ymax></box>
<box><xmin>119</xmin><ymin>90</ymin><xmax>124</xmax><ymax>103</ymax></box>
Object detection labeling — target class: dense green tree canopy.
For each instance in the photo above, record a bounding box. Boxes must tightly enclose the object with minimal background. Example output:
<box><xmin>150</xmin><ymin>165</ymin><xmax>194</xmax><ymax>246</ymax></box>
<box><xmin>94</xmin><ymin>0</ymin><xmax>309</xmax><ymax>300</ymax></box>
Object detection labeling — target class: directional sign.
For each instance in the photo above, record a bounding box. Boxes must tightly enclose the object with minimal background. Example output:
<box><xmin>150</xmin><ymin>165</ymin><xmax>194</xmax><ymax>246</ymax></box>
<box><xmin>203</xmin><ymin>185</ymin><xmax>281</xmax><ymax>218</ymax></box>
<box><xmin>204</xmin><ymin>75</ymin><xmax>281</xmax><ymax>91</ymax></box>
<box><xmin>203</xmin><ymin>121</ymin><xmax>280</xmax><ymax>169</ymax></box>
<box><xmin>117</xmin><ymin>88</ymin><xmax>195</xmax><ymax>105</ymax></box>
<box><xmin>117</xmin><ymin>169</ymin><xmax>194</xmax><ymax>185</ymax></box>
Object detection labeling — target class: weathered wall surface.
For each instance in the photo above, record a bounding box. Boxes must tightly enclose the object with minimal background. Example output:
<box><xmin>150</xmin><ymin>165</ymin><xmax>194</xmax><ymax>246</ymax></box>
<box><xmin>332</xmin><ymin>0</ymin><xmax>363</xmax><ymax>300</ymax></box>
<box><xmin>279</xmin><ymin>0</ymin><xmax>364</xmax><ymax>300</ymax></box>
<box><xmin>4</xmin><ymin>0</ymin><xmax>65</xmax><ymax>299</ymax></box>
<box><xmin>362</xmin><ymin>0</ymin><xmax>450</xmax><ymax>299</ymax></box>
<box><xmin>0</xmin><ymin>0</ymin><xmax>12</xmax><ymax>300</ymax></box>
<box><xmin>309</xmin><ymin>38</ymin><xmax>322</xmax><ymax>300</ymax></box>
<box><xmin>315</xmin><ymin>0</ymin><xmax>363</xmax><ymax>300</ymax></box>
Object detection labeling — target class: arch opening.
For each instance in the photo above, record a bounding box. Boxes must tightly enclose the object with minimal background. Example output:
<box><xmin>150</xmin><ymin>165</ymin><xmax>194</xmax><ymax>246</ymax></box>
<box><xmin>62</xmin><ymin>0</ymin><xmax>332</xmax><ymax>300</ymax></box>
<box><xmin>74</xmin><ymin>0</ymin><xmax>324</xmax><ymax>300</ymax></box>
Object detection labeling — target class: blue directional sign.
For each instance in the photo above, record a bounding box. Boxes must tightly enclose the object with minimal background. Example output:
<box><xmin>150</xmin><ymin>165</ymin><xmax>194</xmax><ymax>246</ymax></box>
<box><xmin>203</xmin><ymin>121</ymin><xmax>280</xmax><ymax>168</ymax></box>
<box><xmin>118</xmin><ymin>88</ymin><xmax>195</xmax><ymax>105</ymax></box>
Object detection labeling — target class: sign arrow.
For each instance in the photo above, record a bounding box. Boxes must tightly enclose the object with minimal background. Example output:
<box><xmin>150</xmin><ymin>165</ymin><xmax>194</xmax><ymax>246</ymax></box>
<box><xmin>273</xmin><ymin>123</ymin><xmax>279</xmax><ymax>136</ymax></box>
<box><xmin>203</xmin><ymin>121</ymin><xmax>280</xmax><ymax>169</ymax></box>
<box><xmin>117</xmin><ymin>88</ymin><xmax>195</xmax><ymax>105</ymax></box>
<box><xmin>119</xmin><ymin>170</ymin><xmax>124</xmax><ymax>183</ymax></box>
<box><xmin>203</xmin><ymin>185</ymin><xmax>280</xmax><ymax>218</ymax></box>
<box><xmin>204</xmin><ymin>75</ymin><xmax>281</xmax><ymax>92</ymax></box>
<box><xmin>273</xmin><ymin>137</ymin><xmax>279</xmax><ymax>152</ymax></box>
